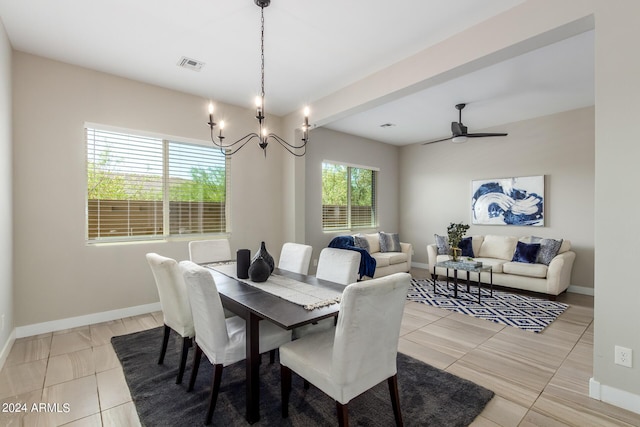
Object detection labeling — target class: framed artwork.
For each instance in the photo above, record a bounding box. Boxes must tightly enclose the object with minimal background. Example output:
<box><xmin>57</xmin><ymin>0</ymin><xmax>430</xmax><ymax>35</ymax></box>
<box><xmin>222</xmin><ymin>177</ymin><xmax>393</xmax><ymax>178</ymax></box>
<box><xmin>471</xmin><ymin>175</ymin><xmax>544</xmax><ymax>226</ymax></box>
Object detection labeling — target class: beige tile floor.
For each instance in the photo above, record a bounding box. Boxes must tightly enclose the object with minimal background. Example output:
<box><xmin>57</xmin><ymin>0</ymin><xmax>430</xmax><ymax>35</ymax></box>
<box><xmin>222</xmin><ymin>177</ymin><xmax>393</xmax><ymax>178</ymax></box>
<box><xmin>1</xmin><ymin>269</ymin><xmax>640</xmax><ymax>426</ymax></box>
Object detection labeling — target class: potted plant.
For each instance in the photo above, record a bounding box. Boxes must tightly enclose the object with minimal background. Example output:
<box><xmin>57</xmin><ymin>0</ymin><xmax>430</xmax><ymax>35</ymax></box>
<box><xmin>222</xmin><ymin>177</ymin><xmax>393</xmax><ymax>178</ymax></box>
<box><xmin>447</xmin><ymin>222</ymin><xmax>470</xmax><ymax>261</ymax></box>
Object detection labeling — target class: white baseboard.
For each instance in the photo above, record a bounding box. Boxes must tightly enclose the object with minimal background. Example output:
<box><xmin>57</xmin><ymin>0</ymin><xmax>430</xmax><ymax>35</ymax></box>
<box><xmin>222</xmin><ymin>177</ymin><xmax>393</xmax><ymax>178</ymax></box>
<box><xmin>15</xmin><ymin>302</ymin><xmax>162</xmax><ymax>339</ymax></box>
<box><xmin>0</xmin><ymin>328</ymin><xmax>16</xmax><ymax>372</ymax></box>
<box><xmin>567</xmin><ymin>285</ymin><xmax>594</xmax><ymax>296</ymax></box>
<box><xmin>590</xmin><ymin>377</ymin><xmax>640</xmax><ymax>415</ymax></box>
<box><xmin>411</xmin><ymin>262</ymin><xmax>430</xmax><ymax>270</ymax></box>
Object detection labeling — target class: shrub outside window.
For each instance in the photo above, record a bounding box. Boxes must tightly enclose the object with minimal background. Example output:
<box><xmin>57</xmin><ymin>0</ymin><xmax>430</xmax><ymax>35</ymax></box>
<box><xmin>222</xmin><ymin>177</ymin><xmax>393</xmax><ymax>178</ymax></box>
<box><xmin>322</xmin><ymin>162</ymin><xmax>377</xmax><ymax>230</ymax></box>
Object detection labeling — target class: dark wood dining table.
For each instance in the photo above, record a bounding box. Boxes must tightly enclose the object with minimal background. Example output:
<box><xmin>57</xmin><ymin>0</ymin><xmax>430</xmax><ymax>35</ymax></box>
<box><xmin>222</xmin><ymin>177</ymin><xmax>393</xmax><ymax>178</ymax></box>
<box><xmin>206</xmin><ymin>267</ymin><xmax>345</xmax><ymax>424</ymax></box>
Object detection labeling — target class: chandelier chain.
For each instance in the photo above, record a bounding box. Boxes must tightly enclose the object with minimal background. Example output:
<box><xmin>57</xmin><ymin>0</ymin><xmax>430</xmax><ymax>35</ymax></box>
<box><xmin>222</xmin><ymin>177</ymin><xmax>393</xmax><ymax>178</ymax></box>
<box><xmin>260</xmin><ymin>7</ymin><xmax>265</xmax><ymax>100</ymax></box>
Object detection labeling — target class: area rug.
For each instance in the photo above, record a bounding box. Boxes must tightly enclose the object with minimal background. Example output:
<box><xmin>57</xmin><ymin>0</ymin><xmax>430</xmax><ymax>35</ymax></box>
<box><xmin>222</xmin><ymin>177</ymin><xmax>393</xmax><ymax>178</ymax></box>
<box><xmin>112</xmin><ymin>326</ymin><xmax>494</xmax><ymax>426</ymax></box>
<box><xmin>408</xmin><ymin>278</ymin><xmax>568</xmax><ymax>333</ymax></box>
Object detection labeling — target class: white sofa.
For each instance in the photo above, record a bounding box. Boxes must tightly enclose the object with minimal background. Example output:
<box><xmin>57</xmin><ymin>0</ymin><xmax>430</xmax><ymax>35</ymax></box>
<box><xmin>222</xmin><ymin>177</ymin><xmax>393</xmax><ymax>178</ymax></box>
<box><xmin>427</xmin><ymin>235</ymin><xmax>575</xmax><ymax>299</ymax></box>
<box><xmin>355</xmin><ymin>232</ymin><xmax>413</xmax><ymax>279</ymax></box>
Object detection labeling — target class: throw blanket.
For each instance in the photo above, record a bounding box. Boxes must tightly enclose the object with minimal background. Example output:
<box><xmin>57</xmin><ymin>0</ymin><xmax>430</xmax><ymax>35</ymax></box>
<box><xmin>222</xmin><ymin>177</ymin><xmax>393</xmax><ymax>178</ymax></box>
<box><xmin>328</xmin><ymin>235</ymin><xmax>376</xmax><ymax>279</ymax></box>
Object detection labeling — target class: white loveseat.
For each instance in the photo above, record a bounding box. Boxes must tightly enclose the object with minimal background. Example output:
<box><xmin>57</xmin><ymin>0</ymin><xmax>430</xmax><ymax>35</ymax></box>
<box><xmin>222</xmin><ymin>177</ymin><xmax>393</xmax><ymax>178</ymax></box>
<box><xmin>427</xmin><ymin>235</ymin><xmax>575</xmax><ymax>299</ymax></box>
<box><xmin>355</xmin><ymin>232</ymin><xmax>413</xmax><ymax>279</ymax></box>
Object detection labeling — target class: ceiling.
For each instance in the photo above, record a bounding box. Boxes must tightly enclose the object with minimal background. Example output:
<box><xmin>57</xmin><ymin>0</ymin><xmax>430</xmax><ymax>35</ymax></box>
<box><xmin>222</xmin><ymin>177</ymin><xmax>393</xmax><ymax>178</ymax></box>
<box><xmin>0</xmin><ymin>0</ymin><xmax>594</xmax><ymax>146</ymax></box>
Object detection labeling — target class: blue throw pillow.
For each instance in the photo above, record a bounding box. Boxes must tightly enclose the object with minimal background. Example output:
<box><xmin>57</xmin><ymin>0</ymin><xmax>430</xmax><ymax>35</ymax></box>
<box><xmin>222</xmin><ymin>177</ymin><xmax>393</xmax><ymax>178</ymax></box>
<box><xmin>536</xmin><ymin>238</ymin><xmax>563</xmax><ymax>265</ymax></box>
<box><xmin>512</xmin><ymin>241</ymin><xmax>541</xmax><ymax>264</ymax></box>
<box><xmin>459</xmin><ymin>237</ymin><xmax>474</xmax><ymax>257</ymax></box>
<box><xmin>434</xmin><ymin>234</ymin><xmax>450</xmax><ymax>255</ymax></box>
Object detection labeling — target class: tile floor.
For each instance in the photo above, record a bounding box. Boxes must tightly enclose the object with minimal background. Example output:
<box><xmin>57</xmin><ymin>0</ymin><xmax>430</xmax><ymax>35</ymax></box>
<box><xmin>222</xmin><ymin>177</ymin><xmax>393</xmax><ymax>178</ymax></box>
<box><xmin>1</xmin><ymin>269</ymin><xmax>639</xmax><ymax>426</ymax></box>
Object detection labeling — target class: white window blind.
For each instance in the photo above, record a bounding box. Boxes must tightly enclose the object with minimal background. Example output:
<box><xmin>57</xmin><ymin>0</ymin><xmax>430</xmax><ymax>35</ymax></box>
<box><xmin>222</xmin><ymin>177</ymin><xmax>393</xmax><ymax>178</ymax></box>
<box><xmin>86</xmin><ymin>127</ymin><xmax>228</xmax><ymax>242</ymax></box>
<box><xmin>322</xmin><ymin>162</ymin><xmax>377</xmax><ymax>230</ymax></box>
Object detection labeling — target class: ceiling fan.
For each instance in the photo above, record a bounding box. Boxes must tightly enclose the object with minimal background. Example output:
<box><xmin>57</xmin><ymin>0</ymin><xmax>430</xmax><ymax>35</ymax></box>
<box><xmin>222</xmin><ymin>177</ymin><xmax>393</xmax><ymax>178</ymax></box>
<box><xmin>422</xmin><ymin>103</ymin><xmax>508</xmax><ymax>145</ymax></box>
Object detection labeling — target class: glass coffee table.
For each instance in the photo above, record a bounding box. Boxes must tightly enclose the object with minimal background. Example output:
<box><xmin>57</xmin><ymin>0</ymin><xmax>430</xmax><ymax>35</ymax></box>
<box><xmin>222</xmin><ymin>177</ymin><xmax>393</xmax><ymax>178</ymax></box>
<box><xmin>434</xmin><ymin>260</ymin><xmax>493</xmax><ymax>303</ymax></box>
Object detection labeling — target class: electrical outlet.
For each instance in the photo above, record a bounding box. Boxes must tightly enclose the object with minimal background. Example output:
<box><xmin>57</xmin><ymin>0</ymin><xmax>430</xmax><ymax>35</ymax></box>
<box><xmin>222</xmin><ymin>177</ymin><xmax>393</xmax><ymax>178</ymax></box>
<box><xmin>615</xmin><ymin>345</ymin><xmax>633</xmax><ymax>368</ymax></box>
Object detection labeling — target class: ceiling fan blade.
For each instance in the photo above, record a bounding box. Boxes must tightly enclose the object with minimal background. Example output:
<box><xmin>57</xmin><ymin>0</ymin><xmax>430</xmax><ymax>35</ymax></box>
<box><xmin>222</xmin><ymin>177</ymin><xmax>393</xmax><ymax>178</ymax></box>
<box><xmin>466</xmin><ymin>132</ymin><xmax>508</xmax><ymax>138</ymax></box>
<box><xmin>422</xmin><ymin>136</ymin><xmax>453</xmax><ymax>145</ymax></box>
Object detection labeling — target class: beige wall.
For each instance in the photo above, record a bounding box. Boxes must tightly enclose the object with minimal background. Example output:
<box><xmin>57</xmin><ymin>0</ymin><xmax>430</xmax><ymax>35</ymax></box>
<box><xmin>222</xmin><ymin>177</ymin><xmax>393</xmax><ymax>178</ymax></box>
<box><xmin>0</xmin><ymin>18</ymin><xmax>13</xmax><ymax>356</ymax></box>
<box><xmin>400</xmin><ymin>107</ymin><xmax>595</xmax><ymax>289</ymax></box>
<box><xmin>12</xmin><ymin>52</ymin><xmax>287</xmax><ymax>326</ymax></box>
<box><xmin>304</xmin><ymin>127</ymin><xmax>400</xmax><ymax>270</ymax></box>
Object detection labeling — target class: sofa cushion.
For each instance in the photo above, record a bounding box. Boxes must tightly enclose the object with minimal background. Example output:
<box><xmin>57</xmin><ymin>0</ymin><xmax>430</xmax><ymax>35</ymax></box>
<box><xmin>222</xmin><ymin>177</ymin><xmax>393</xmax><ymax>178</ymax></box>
<box><xmin>353</xmin><ymin>235</ymin><xmax>370</xmax><ymax>252</ymax></box>
<box><xmin>503</xmin><ymin>261</ymin><xmax>548</xmax><ymax>278</ymax></box>
<box><xmin>473</xmin><ymin>258</ymin><xmax>508</xmax><ymax>274</ymax></box>
<box><xmin>379</xmin><ymin>232</ymin><xmax>401</xmax><ymax>253</ymax></box>
<box><xmin>362</xmin><ymin>233</ymin><xmax>380</xmax><ymax>253</ymax></box>
<box><xmin>371</xmin><ymin>251</ymin><xmax>407</xmax><ymax>267</ymax></box>
<box><xmin>434</xmin><ymin>234</ymin><xmax>450</xmax><ymax>255</ymax></box>
<box><xmin>536</xmin><ymin>238</ymin><xmax>563</xmax><ymax>265</ymax></box>
<box><xmin>459</xmin><ymin>237</ymin><xmax>474</xmax><ymax>257</ymax></box>
<box><xmin>512</xmin><ymin>241</ymin><xmax>541</xmax><ymax>264</ymax></box>
<box><xmin>478</xmin><ymin>235</ymin><xmax>518</xmax><ymax>260</ymax></box>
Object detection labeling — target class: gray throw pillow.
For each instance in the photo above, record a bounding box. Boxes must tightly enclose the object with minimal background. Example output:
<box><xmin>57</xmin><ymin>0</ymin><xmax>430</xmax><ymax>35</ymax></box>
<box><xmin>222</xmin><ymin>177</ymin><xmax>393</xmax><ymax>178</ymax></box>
<box><xmin>379</xmin><ymin>232</ymin><xmax>402</xmax><ymax>253</ymax></box>
<box><xmin>354</xmin><ymin>235</ymin><xmax>370</xmax><ymax>253</ymax></box>
<box><xmin>536</xmin><ymin>238</ymin><xmax>563</xmax><ymax>265</ymax></box>
<box><xmin>434</xmin><ymin>234</ymin><xmax>450</xmax><ymax>255</ymax></box>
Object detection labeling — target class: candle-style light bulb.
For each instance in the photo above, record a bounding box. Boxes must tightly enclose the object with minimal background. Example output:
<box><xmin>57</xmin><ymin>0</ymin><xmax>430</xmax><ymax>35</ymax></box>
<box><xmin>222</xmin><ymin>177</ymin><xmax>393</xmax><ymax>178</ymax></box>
<box><xmin>262</xmin><ymin>128</ymin><xmax>268</xmax><ymax>137</ymax></box>
<box><xmin>208</xmin><ymin>102</ymin><xmax>214</xmax><ymax>115</ymax></box>
<box><xmin>218</xmin><ymin>120</ymin><xmax>225</xmax><ymax>139</ymax></box>
<box><xmin>303</xmin><ymin>106</ymin><xmax>310</xmax><ymax>117</ymax></box>
<box><xmin>255</xmin><ymin>96</ymin><xmax>263</xmax><ymax>119</ymax></box>
<box><xmin>208</xmin><ymin>102</ymin><xmax>214</xmax><ymax>127</ymax></box>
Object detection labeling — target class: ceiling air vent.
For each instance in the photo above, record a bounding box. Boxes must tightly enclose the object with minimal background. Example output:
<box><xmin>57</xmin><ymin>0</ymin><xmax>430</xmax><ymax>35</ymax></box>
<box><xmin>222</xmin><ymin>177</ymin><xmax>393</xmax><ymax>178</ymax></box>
<box><xmin>177</xmin><ymin>56</ymin><xmax>205</xmax><ymax>71</ymax></box>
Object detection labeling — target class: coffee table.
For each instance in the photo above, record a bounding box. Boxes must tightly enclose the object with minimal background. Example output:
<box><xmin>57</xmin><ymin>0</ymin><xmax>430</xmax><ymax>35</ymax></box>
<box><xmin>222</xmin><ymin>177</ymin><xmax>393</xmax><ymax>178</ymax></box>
<box><xmin>434</xmin><ymin>260</ymin><xmax>493</xmax><ymax>303</ymax></box>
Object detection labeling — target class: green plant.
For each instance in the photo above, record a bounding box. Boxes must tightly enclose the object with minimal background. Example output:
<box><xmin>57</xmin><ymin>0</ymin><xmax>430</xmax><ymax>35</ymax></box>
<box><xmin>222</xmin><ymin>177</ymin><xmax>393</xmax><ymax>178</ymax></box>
<box><xmin>447</xmin><ymin>222</ymin><xmax>470</xmax><ymax>249</ymax></box>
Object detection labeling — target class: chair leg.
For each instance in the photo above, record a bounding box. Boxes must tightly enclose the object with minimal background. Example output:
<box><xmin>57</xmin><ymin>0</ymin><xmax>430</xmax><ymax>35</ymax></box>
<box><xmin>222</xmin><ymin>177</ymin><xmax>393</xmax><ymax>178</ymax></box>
<box><xmin>188</xmin><ymin>344</ymin><xmax>203</xmax><ymax>392</ymax></box>
<box><xmin>303</xmin><ymin>379</ymin><xmax>310</xmax><ymax>390</ymax></box>
<box><xmin>205</xmin><ymin>364</ymin><xmax>224</xmax><ymax>425</ymax></box>
<box><xmin>281</xmin><ymin>365</ymin><xmax>292</xmax><ymax>418</ymax></box>
<box><xmin>270</xmin><ymin>349</ymin><xmax>276</xmax><ymax>364</ymax></box>
<box><xmin>158</xmin><ymin>324</ymin><xmax>171</xmax><ymax>365</ymax></box>
<box><xmin>176</xmin><ymin>336</ymin><xmax>192</xmax><ymax>384</ymax></box>
<box><xmin>388</xmin><ymin>374</ymin><xmax>404</xmax><ymax>426</ymax></box>
<box><xmin>336</xmin><ymin>401</ymin><xmax>349</xmax><ymax>427</ymax></box>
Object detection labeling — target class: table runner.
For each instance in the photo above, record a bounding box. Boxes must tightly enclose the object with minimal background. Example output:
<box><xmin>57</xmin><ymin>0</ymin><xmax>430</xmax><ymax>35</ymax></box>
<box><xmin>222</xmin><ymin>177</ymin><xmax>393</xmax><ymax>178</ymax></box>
<box><xmin>206</xmin><ymin>263</ymin><xmax>342</xmax><ymax>310</ymax></box>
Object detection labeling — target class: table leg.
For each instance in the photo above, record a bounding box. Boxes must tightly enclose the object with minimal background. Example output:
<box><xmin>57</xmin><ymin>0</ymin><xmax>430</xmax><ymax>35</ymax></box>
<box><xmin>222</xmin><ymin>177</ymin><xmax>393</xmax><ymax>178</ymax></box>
<box><xmin>453</xmin><ymin>269</ymin><xmax>459</xmax><ymax>298</ymax></box>
<box><xmin>246</xmin><ymin>313</ymin><xmax>260</xmax><ymax>423</ymax></box>
<box><xmin>477</xmin><ymin>272</ymin><xmax>482</xmax><ymax>304</ymax></box>
<box><xmin>466</xmin><ymin>271</ymin><xmax>470</xmax><ymax>293</ymax></box>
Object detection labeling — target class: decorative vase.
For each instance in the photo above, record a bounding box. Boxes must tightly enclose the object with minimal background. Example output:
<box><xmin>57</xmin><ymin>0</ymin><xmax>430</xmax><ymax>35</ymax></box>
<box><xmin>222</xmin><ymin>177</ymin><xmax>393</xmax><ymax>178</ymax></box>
<box><xmin>236</xmin><ymin>249</ymin><xmax>251</xmax><ymax>279</ymax></box>
<box><xmin>248</xmin><ymin>257</ymin><xmax>271</xmax><ymax>282</ymax></box>
<box><xmin>451</xmin><ymin>247</ymin><xmax>462</xmax><ymax>262</ymax></box>
<box><xmin>252</xmin><ymin>241</ymin><xmax>274</xmax><ymax>273</ymax></box>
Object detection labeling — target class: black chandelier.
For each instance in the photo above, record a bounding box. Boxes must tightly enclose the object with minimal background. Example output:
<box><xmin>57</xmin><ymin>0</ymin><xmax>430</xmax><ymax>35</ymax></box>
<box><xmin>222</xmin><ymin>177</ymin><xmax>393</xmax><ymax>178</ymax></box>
<box><xmin>206</xmin><ymin>0</ymin><xmax>310</xmax><ymax>157</ymax></box>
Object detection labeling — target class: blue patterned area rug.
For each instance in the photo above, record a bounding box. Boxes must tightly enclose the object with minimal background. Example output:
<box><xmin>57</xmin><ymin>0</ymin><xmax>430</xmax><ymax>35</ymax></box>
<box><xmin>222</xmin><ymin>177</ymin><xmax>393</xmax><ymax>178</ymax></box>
<box><xmin>408</xmin><ymin>278</ymin><xmax>568</xmax><ymax>333</ymax></box>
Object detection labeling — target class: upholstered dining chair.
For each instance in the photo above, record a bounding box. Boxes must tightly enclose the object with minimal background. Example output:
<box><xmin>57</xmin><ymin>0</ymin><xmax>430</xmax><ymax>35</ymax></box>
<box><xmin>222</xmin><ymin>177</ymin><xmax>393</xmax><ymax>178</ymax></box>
<box><xmin>188</xmin><ymin>239</ymin><xmax>232</xmax><ymax>264</ymax></box>
<box><xmin>179</xmin><ymin>261</ymin><xmax>292</xmax><ymax>425</ymax></box>
<box><xmin>145</xmin><ymin>253</ymin><xmax>194</xmax><ymax>385</ymax></box>
<box><xmin>280</xmin><ymin>272</ymin><xmax>411</xmax><ymax>427</ymax></box>
<box><xmin>278</xmin><ymin>242</ymin><xmax>313</xmax><ymax>275</ymax></box>
<box><xmin>315</xmin><ymin>247</ymin><xmax>361</xmax><ymax>286</ymax></box>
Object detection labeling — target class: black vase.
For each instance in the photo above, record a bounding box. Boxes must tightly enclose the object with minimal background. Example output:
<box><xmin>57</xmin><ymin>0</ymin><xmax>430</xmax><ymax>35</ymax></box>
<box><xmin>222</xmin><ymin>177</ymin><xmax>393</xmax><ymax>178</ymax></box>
<box><xmin>236</xmin><ymin>249</ymin><xmax>251</xmax><ymax>279</ymax></box>
<box><xmin>252</xmin><ymin>241</ymin><xmax>274</xmax><ymax>273</ymax></box>
<box><xmin>248</xmin><ymin>257</ymin><xmax>271</xmax><ymax>282</ymax></box>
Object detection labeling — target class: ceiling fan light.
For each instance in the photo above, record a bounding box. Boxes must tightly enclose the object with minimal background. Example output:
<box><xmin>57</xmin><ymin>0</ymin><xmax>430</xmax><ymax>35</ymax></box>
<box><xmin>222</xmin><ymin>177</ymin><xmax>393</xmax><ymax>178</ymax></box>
<box><xmin>452</xmin><ymin>136</ymin><xmax>468</xmax><ymax>143</ymax></box>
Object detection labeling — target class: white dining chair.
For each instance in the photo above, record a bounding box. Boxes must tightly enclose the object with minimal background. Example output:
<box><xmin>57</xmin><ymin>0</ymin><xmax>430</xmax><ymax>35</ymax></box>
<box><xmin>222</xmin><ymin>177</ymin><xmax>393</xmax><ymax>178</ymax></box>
<box><xmin>145</xmin><ymin>253</ymin><xmax>194</xmax><ymax>385</ymax></box>
<box><xmin>315</xmin><ymin>247</ymin><xmax>361</xmax><ymax>286</ymax></box>
<box><xmin>179</xmin><ymin>261</ymin><xmax>292</xmax><ymax>425</ymax></box>
<box><xmin>188</xmin><ymin>239</ymin><xmax>232</xmax><ymax>264</ymax></box>
<box><xmin>278</xmin><ymin>242</ymin><xmax>313</xmax><ymax>275</ymax></box>
<box><xmin>280</xmin><ymin>272</ymin><xmax>411</xmax><ymax>427</ymax></box>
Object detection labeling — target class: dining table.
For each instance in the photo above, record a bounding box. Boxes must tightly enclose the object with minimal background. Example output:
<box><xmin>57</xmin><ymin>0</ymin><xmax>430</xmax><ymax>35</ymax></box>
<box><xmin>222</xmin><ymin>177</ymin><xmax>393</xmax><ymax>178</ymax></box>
<box><xmin>205</xmin><ymin>265</ymin><xmax>345</xmax><ymax>424</ymax></box>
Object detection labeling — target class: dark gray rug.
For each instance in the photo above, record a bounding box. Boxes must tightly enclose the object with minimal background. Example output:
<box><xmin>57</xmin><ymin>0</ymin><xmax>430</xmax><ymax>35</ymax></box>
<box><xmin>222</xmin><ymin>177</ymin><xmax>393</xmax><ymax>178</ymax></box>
<box><xmin>112</xmin><ymin>327</ymin><xmax>494</xmax><ymax>426</ymax></box>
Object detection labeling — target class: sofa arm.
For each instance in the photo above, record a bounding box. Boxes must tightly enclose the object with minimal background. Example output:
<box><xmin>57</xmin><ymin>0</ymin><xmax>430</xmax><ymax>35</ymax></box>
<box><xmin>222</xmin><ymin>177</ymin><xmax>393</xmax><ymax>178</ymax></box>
<box><xmin>400</xmin><ymin>242</ymin><xmax>413</xmax><ymax>270</ymax></box>
<box><xmin>546</xmin><ymin>251</ymin><xmax>576</xmax><ymax>295</ymax></box>
<box><xmin>427</xmin><ymin>244</ymin><xmax>439</xmax><ymax>271</ymax></box>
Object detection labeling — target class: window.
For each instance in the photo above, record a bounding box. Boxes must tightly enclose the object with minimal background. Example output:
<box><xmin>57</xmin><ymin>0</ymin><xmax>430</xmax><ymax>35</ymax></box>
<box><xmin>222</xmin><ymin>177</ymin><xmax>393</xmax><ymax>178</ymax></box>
<box><xmin>322</xmin><ymin>162</ymin><xmax>377</xmax><ymax>230</ymax></box>
<box><xmin>86</xmin><ymin>126</ymin><xmax>228</xmax><ymax>242</ymax></box>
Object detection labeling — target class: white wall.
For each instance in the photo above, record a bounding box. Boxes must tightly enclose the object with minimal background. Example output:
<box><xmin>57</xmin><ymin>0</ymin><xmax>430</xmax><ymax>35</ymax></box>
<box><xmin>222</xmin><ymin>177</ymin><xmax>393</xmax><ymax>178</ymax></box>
<box><xmin>304</xmin><ymin>127</ymin><xmax>400</xmax><ymax>269</ymax></box>
<box><xmin>400</xmin><ymin>107</ymin><xmax>595</xmax><ymax>289</ymax></box>
<box><xmin>0</xmin><ymin>18</ymin><xmax>13</xmax><ymax>362</ymax></box>
<box><xmin>12</xmin><ymin>52</ymin><xmax>286</xmax><ymax>327</ymax></box>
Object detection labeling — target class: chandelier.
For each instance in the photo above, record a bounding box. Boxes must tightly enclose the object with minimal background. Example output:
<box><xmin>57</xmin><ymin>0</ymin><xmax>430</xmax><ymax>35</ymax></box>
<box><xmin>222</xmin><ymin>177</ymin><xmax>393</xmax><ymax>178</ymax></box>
<box><xmin>206</xmin><ymin>0</ymin><xmax>310</xmax><ymax>157</ymax></box>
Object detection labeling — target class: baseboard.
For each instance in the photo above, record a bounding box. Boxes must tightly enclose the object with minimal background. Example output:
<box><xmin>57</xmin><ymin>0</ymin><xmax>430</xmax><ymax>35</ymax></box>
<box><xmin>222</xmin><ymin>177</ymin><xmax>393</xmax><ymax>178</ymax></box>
<box><xmin>590</xmin><ymin>378</ymin><xmax>640</xmax><ymax>415</ymax></box>
<box><xmin>15</xmin><ymin>302</ymin><xmax>162</xmax><ymax>339</ymax></box>
<box><xmin>0</xmin><ymin>328</ymin><xmax>16</xmax><ymax>372</ymax></box>
<box><xmin>411</xmin><ymin>261</ymin><xmax>430</xmax><ymax>270</ymax></box>
<box><xmin>568</xmin><ymin>285</ymin><xmax>594</xmax><ymax>296</ymax></box>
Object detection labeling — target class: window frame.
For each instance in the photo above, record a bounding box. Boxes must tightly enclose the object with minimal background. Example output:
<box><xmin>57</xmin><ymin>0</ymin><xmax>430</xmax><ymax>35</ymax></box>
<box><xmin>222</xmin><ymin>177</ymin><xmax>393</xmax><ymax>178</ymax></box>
<box><xmin>85</xmin><ymin>123</ymin><xmax>230</xmax><ymax>244</ymax></box>
<box><xmin>321</xmin><ymin>160</ymin><xmax>378</xmax><ymax>232</ymax></box>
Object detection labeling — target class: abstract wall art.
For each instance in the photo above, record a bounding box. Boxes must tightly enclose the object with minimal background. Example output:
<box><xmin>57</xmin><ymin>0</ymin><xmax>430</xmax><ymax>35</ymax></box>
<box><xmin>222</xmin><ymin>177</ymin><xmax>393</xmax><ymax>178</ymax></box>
<box><xmin>471</xmin><ymin>176</ymin><xmax>544</xmax><ymax>226</ymax></box>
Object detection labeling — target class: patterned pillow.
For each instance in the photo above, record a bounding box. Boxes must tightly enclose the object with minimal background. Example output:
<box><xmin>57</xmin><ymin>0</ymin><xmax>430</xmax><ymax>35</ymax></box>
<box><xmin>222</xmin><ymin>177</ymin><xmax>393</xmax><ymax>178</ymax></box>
<box><xmin>537</xmin><ymin>238</ymin><xmax>563</xmax><ymax>265</ymax></box>
<box><xmin>434</xmin><ymin>234</ymin><xmax>450</xmax><ymax>255</ymax></box>
<box><xmin>512</xmin><ymin>241</ymin><xmax>541</xmax><ymax>264</ymax></box>
<box><xmin>459</xmin><ymin>237</ymin><xmax>474</xmax><ymax>257</ymax></box>
<box><xmin>353</xmin><ymin>235</ymin><xmax>370</xmax><ymax>252</ymax></box>
<box><xmin>379</xmin><ymin>232</ymin><xmax>402</xmax><ymax>253</ymax></box>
